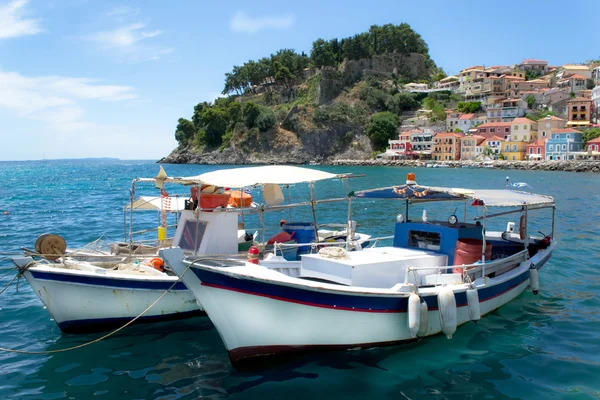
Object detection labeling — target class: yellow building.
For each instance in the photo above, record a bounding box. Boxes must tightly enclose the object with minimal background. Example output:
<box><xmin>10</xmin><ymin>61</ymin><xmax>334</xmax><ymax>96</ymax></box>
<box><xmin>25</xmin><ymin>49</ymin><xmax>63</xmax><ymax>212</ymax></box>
<box><xmin>502</xmin><ymin>141</ymin><xmax>528</xmax><ymax>161</ymax></box>
<box><xmin>510</xmin><ymin>117</ymin><xmax>538</xmax><ymax>142</ymax></box>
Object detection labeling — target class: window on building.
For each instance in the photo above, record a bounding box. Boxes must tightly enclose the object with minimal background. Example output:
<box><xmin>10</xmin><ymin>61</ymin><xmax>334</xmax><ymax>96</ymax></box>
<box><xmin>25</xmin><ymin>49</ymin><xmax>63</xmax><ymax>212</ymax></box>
<box><xmin>505</xmin><ymin>128</ymin><xmax>510</xmax><ymax>133</ymax></box>
<box><xmin>566</xmin><ymin>134</ymin><xmax>570</xmax><ymax>139</ymax></box>
<box><xmin>543</xmin><ymin>131</ymin><xmax>547</xmax><ymax>137</ymax></box>
<box><xmin>504</xmin><ymin>145</ymin><xmax>510</xmax><ymax>152</ymax></box>
<box><xmin>480</xmin><ymin>128</ymin><xmax>486</xmax><ymax>133</ymax></box>
<box><xmin>581</xmin><ymin>106</ymin><xmax>586</xmax><ymax>111</ymax></box>
<box><xmin>512</xmin><ymin>156</ymin><xmax>516</xmax><ymax>160</ymax></box>
<box><xmin>549</xmin><ymin>144</ymin><xmax>554</xmax><ymax>150</ymax></box>
<box><xmin>537</xmin><ymin>148</ymin><xmax>541</xmax><ymax>154</ymax></box>
<box><xmin>512</xmin><ymin>145</ymin><xmax>518</xmax><ymax>151</ymax></box>
<box><xmin>580</xmin><ymin>114</ymin><xmax>586</xmax><ymax>119</ymax></box>
<box><xmin>572</xmin><ymin>106</ymin><xmax>578</xmax><ymax>111</ymax></box>
<box><xmin>562</xmin><ymin>144</ymin><xmax>566</xmax><ymax>150</ymax></box>
<box><xmin>490</xmin><ymin>128</ymin><xmax>495</xmax><ymax>133</ymax></box>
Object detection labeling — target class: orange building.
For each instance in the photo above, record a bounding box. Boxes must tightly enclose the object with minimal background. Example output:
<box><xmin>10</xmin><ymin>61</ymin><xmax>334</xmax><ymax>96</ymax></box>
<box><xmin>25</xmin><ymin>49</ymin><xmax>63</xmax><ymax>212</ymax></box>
<box><xmin>433</xmin><ymin>132</ymin><xmax>464</xmax><ymax>161</ymax></box>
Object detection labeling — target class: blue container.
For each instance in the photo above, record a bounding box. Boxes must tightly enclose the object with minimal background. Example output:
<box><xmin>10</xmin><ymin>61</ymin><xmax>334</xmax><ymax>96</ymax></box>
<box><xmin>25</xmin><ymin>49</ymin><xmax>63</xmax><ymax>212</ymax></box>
<box><xmin>274</xmin><ymin>241</ymin><xmax>299</xmax><ymax>261</ymax></box>
<box><xmin>283</xmin><ymin>222</ymin><xmax>316</xmax><ymax>255</ymax></box>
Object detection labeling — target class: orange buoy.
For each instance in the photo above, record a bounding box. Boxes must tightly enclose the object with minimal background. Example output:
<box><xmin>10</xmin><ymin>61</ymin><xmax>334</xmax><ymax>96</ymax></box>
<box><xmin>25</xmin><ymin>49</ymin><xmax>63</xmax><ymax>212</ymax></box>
<box><xmin>3</xmin><ymin>211</ymin><xmax>8</xmax><ymax>215</ymax></box>
<box><xmin>144</xmin><ymin>257</ymin><xmax>164</xmax><ymax>272</ymax></box>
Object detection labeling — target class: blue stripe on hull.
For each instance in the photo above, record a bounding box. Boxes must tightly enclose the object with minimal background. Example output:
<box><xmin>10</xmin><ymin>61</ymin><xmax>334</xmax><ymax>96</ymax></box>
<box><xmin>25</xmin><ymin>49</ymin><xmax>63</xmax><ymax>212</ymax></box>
<box><xmin>57</xmin><ymin>309</ymin><xmax>206</xmax><ymax>334</ymax></box>
<box><xmin>30</xmin><ymin>270</ymin><xmax>188</xmax><ymax>291</ymax></box>
<box><xmin>193</xmin><ymin>261</ymin><xmax>537</xmax><ymax>313</ymax></box>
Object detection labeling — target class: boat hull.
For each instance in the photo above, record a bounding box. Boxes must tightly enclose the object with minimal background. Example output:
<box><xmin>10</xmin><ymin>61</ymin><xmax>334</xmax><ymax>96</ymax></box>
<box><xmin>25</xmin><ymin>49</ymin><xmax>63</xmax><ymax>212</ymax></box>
<box><xmin>173</xmin><ymin>245</ymin><xmax>553</xmax><ymax>367</ymax></box>
<box><xmin>22</xmin><ymin>267</ymin><xmax>203</xmax><ymax>333</ymax></box>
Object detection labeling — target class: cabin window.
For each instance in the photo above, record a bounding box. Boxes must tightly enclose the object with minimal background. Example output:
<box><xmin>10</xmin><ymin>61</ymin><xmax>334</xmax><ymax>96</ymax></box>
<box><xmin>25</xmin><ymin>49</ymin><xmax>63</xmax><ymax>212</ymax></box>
<box><xmin>178</xmin><ymin>220</ymin><xmax>208</xmax><ymax>252</ymax></box>
<box><xmin>408</xmin><ymin>231</ymin><xmax>441</xmax><ymax>251</ymax></box>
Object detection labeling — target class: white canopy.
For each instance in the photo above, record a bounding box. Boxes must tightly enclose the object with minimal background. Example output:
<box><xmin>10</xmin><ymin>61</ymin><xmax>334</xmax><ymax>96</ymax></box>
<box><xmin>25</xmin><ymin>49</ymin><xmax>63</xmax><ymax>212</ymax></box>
<box><xmin>124</xmin><ymin>196</ymin><xmax>187</xmax><ymax>212</ymax></box>
<box><xmin>449</xmin><ymin>188</ymin><xmax>554</xmax><ymax>207</ymax></box>
<box><xmin>182</xmin><ymin>166</ymin><xmax>340</xmax><ymax>188</ymax></box>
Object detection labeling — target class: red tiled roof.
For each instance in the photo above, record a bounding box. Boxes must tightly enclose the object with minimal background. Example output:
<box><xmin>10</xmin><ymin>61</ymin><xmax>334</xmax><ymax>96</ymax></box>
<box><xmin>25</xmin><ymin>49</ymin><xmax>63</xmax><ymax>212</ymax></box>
<box><xmin>434</xmin><ymin>132</ymin><xmax>465</xmax><ymax>138</ymax></box>
<box><xmin>526</xmin><ymin>139</ymin><xmax>547</xmax><ymax>147</ymax></box>
<box><xmin>587</xmin><ymin>137</ymin><xmax>600</xmax><ymax>144</ymax></box>
<box><xmin>459</xmin><ymin>113</ymin><xmax>475</xmax><ymax>120</ymax></box>
<box><xmin>521</xmin><ymin>59</ymin><xmax>547</xmax><ymax>64</ymax></box>
<box><xmin>484</xmin><ymin>135</ymin><xmax>505</xmax><ymax>142</ymax></box>
<box><xmin>568</xmin><ymin>74</ymin><xmax>588</xmax><ymax>80</ymax></box>
<box><xmin>553</xmin><ymin>128</ymin><xmax>581</xmax><ymax>133</ymax></box>
<box><xmin>567</xmin><ymin>97</ymin><xmax>592</xmax><ymax>103</ymax></box>
<box><xmin>477</xmin><ymin>122</ymin><xmax>512</xmax><ymax>128</ymax></box>
<box><xmin>511</xmin><ymin>117</ymin><xmax>535</xmax><ymax>124</ymax></box>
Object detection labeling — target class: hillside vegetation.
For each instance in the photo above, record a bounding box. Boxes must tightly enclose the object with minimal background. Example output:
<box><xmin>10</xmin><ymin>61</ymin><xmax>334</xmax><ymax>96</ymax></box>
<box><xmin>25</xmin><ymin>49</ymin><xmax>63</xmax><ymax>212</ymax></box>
<box><xmin>163</xmin><ymin>23</ymin><xmax>449</xmax><ymax>164</ymax></box>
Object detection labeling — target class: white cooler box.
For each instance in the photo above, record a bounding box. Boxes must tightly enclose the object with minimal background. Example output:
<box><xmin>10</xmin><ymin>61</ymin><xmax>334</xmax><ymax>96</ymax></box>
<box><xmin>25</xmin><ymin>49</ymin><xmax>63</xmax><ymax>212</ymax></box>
<box><xmin>300</xmin><ymin>246</ymin><xmax>448</xmax><ymax>288</ymax></box>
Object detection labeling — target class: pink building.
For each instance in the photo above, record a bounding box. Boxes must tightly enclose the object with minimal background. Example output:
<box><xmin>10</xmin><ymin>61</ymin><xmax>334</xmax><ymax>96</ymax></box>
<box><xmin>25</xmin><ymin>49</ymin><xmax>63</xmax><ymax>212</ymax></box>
<box><xmin>525</xmin><ymin>139</ymin><xmax>546</xmax><ymax>161</ymax></box>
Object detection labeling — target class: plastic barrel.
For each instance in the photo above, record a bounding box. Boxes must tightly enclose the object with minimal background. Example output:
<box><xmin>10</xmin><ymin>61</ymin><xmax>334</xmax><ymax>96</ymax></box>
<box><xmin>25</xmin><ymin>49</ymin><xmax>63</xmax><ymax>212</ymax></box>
<box><xmin>282</xmin><ymin>222</ymin><xmax>316</xmax><ymax>255</ymax></box>
<box><xmin>274</xmin><ymin>241</ymin><xmax>299</xmax><ymax>261</ymax></box>
<box><xmin>453</xmin><ymin>238</ymin><xmax>492</xmax><ymax>271</ymax></box>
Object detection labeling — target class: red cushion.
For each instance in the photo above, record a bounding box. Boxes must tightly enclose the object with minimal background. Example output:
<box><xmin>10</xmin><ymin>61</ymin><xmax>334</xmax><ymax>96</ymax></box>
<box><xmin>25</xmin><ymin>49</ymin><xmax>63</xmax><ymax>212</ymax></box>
<box><xmin>267</xmin><ymin>231</ymin><xmax>294</xmax><ymax>245</ymax></box>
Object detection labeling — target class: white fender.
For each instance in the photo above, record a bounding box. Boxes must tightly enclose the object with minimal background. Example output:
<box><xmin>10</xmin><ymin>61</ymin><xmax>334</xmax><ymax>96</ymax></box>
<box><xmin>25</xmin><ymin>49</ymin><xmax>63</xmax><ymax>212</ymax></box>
<box><xmin>417</xmin><ymin>299</ymin><xmax>429</xmax><ymax>337</ymax></box>
<box><xmin>466</xmin><ymin>287</ymin><xmax>481</xmax><ymax>322</ymax></box>
<box><xmin>408</xmin><ymin>292</ymin><xmax>420</xmax><ymax>338</ymax></box>
<box><xmin>438</xmin><ymin>286</ymin><xmax>457</xmax><ymax>339</ymax></box>
<box><xmin>529</xmin><ymin>267</ymin><xmax>539</xmax><ymax>295</ymax></box>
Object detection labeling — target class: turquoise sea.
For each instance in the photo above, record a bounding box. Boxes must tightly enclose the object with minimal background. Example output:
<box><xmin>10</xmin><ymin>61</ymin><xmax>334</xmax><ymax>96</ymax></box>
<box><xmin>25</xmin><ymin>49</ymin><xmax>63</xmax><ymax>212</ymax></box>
<box><xmin>1</xmin><ymin>159</ymin><xmax>599</xmax><ymax>399</ymax></box>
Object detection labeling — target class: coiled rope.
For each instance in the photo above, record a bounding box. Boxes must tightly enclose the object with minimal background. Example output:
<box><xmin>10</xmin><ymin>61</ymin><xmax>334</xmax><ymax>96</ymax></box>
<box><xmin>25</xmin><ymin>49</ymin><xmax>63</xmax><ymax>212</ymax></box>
<box><xmin>0</xmin><ymin>258</ymin><xmax>197</xmax><ymax>355</ymax></box>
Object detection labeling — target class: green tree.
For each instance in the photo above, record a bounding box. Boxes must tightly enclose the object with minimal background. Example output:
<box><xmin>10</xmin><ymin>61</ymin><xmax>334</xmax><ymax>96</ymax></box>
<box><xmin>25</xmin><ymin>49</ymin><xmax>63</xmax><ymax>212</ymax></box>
<box><xmin>526</xmin><ymin>109</ymin><xmax>556</xmax><ymax>121</ymax></box>
<box><xmin>242</xmin><ymin>101</ymin><xmax>261</xmax><ymax>128</ymax></box>
<box><xmin>587</xmin><ymin>79</ymin><xmax>595</xmax><ymax>90</ymax></box>
<box><xmin>256</xmin><ymin>108</ymin><xmax>277</xmax><ymax>132</ymax></box>
<box><xmin>174</xmin><ymin>118</ymin><xmax>195</xmax><ymax>145</ymax></box>
<box><xmin>423</xmin><ymin>97</ymin><xmax>436</xmax><ymax>110</ymax></box>
<box><xmin>198</xmin><ymin>108</ymin><xmax>227</xmax><ymax>147</ymax></box>
<box><xmin>526</xmin><ymin>95</ymin><xmax>536</xmax><ymax>109</ymax></box>
<box><xmin>367</xmin><ymin>111</ymin><xmax>399</xmax><ymax>151</ymax></box>
<box><xmin>582</xmin><ymin>127</ymin><xmax>600</xmax><ymax>145</ymax></box>
<box><xmin>457</xmin><ymin>101</ymin><xmax>481</xmax><ymax>113</ymax></box>
<box><xmin>310</xmin><ymin>39</ymin><xmax>336</xmax><ymax>67</ymax></box>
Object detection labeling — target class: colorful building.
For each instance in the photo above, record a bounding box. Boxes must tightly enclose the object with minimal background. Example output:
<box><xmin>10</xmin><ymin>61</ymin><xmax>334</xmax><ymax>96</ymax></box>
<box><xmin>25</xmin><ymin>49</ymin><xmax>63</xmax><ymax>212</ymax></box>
<box><xmin>477</xmin><ymin>122</ymin><xmax>512</xmax><ymax>140</ymax></box>
<box><xmin>585</xmin><ymin>137</ymin><xmax>600</xmax><ymax>160</ymax></box>
<box><xmin>510</xmin><ymin>117</ymin><xmax>538</xmax><ymax>142</ymax></box>
<box><xmin>537</xmin><ymin>116</ymin><xmax>566</xmax><ymax>139</ymax></box>
<box><xmin>460</xmin><ymin>135</ymin><xmax>486</xmax><ymax>160</ymax></box>
<box><xmin>481</xmin><ymin>135</ymin><xmax>504</xmax><ymax>159</ymax></box>
<box><xmin>432</xmin><ymin>132</ymin><xmax>464</xmax><ymax>161</ymax></box>
<box><xmin>501</xmin><ymin>141</ymin><xmax>528</xmax><ymax>161</ymax></box>
<box><xmin>557</xmin><ymin>74</ymin><xmax>589</xmax><ymax>95</ymax></box>
<box><xmin>517</xmin><ymin>59</ymin><xmax>548</xmax><ymax>74</ymax></box>
<box><xmin>567</xmin><ymin>97</ymin><xmax>592</xmax><ymax>127</ymax></box>
<box><xmin>545</xmin><ymin>129</ymin><xmax>583</xmax><ymax>160</ymax></box>
<box><xmin>384</xmin><ymin>131</ymin><xmax>413</xmax><ymax>159</ymax></box>
<box><xmin>525</xmin><ymin>139</ymin><xmax>546</xmax><ymax>161</ymax></box>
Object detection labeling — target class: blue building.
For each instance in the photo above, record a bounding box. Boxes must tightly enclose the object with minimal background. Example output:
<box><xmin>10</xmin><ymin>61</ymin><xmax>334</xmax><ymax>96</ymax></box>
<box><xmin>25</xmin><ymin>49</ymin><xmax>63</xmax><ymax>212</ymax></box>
<box><xmin>545</xmin><ymin>129</ymin><xmax>583</xmax><ymax>160</ymax></box>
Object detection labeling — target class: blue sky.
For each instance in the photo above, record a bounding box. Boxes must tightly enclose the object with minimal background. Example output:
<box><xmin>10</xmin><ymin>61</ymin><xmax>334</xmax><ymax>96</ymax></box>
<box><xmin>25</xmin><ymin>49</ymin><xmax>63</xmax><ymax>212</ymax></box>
<box><xmin>0</xmin><ymin>0</ymin><xmax>598</xmax><ymax>161</ymax></box>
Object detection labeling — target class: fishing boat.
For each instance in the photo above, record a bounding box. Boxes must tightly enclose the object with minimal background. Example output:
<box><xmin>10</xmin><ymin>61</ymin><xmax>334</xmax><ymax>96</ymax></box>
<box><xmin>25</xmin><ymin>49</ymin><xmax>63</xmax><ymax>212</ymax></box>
<box><xmin>12</xmin><ymin>166</ymin><xmax>369</xmax><ymax>333</ymax></box>
<box><xmin>162</xmin><ymin>173</ymin><xmax>556</xmax><ymax>369</ymax></box>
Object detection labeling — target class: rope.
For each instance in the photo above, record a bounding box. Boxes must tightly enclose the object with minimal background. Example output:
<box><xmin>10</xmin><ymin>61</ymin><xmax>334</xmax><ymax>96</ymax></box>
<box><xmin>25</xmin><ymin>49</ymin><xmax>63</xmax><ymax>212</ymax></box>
<box><xmin>0</xmin><ymin>273</ymin><xmax>19</xmax><ymax>295</ymax></box>
<box><xmin>0</xmin><ymin>259</ymin><xmax>196</xmax><ymax>355</ymax></box>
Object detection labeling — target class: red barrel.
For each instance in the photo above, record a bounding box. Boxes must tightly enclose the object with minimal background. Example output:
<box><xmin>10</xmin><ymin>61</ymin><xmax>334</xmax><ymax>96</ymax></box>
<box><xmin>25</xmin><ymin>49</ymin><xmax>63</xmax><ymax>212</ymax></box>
<box><xmin>453</xmin><ymin>238</ymin><xmax>492</xmax><ymax>271</ymax></box>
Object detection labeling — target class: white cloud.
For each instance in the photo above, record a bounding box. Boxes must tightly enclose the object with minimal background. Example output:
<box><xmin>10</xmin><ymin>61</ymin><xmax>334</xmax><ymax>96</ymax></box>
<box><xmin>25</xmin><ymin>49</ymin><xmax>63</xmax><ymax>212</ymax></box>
<box><xmin>230</xmin><ymin>11</ymin><xmax>294</xmax><ymax>34</ymax></box>
<box><xmin>0</xmin><ymin>0</ymin><xmax>42</xmax><ymax>39</ymax></box>
<box><xmin>106</xmin><ymin>5</ymin><xmax>140</xmax><ymax>18</ymax></box>
<box><xmin>85</xmin><ymin>22</ymin><xmax>172</xmax><ymax>62</ymax></box>
<box><xmin>0</xmin><ymin>69</ymin><xmax>137</xmax><ymax>131</ymax></box>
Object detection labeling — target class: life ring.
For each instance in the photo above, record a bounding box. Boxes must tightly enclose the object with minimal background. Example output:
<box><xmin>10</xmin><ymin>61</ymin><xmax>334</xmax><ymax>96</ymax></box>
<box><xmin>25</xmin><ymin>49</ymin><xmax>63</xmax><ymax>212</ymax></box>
<box><xmin>144</xmin><ymin>257</ymin><xmax>164</xmax><ymax>272</ymax></box>
<box><xmin>519</xmin><ymin>215</ymin><xmax>527</xmax><ymax>240</ymax></box>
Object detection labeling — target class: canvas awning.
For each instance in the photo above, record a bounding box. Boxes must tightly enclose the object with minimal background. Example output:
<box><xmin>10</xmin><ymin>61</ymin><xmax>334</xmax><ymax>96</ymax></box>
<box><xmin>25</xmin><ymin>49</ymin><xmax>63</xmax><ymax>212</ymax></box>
<box><xmin>354</xmin><ymin>185</ymin><xmax>554</xmax><ymax>208</ymax></box>
<box><xmin>567</xmin><ymin>121</ymin><xmax>590</xmax><ymax>126</ymax></box>
<box><xmin>182</xmin><ymin>166</ymin><xmax>340</xmax><ymax>188</ymax></box>
<box><xmin>124</xmin><ymin>196</ymin><xmax>187</xmax><ymax>212</ymax></box>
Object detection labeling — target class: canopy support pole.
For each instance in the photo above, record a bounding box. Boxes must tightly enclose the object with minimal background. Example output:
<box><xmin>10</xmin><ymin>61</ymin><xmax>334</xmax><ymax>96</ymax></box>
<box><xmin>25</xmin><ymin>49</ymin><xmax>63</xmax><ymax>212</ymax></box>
<box><xmin>524</xmin><ymin>206</ymin><xmax>529</xmax><ymax>251</ymax></box>
<box><xmin>345</xmin><ymin>178</ymin><xmax>352</xmax><ymax>250</ymax></box>
<box><xmin>286</xmin><ymin>185</ymin><xmax>292</xmax><ymax>223</ymax></box>
<box><xmin>481</xmin><ymin>206</ymin><xmax>487</xmax><ymax>278</ymax></box>
<box><xmin>129</xmin><ymin>181</ymin><xmax>135</xmax><ymax>249</ymax></box>
<box><xmin>123</xmin><ymin>210</ymin><xmax>126</xmax><ymax>242</ymax></box>
<box><xmin>551</xmin><ymin>206</ymin><xmax>555</xmax><ymax>238</ymax></box>
<box><xmin>463</xmin><ymin>199</ymin><xmax>467</xmax><ymax>223</ymax></box>
<box><xmin>405</xmin><ymin>200</ymin><xmax>409</xmax><ymax>222</ymax></box>
<box><xmin>194</xmin><ymin>184</ymin><xmax>200</xmax><ymax>255</ymax></box>
<box><xmin>310</xmin><ymin>182</ymin><xmax>319</xmax><ymax>244</ymax></box>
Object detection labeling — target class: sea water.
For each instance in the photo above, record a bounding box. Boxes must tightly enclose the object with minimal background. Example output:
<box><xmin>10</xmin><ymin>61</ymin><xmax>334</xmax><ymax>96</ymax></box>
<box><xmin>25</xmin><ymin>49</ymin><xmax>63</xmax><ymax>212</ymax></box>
<box><xmin>0</xmin><ymin>160</ymin><xmax>599</xmax><ymax>399</ymax></box>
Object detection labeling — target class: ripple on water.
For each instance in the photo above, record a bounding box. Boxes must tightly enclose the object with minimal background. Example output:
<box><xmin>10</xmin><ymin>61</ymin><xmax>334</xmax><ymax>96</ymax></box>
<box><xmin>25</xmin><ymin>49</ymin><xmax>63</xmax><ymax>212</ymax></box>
<box><xmin>1</xmin><ymin>161</ymin><xmax>599</xmax><ymax>399</ymax></box>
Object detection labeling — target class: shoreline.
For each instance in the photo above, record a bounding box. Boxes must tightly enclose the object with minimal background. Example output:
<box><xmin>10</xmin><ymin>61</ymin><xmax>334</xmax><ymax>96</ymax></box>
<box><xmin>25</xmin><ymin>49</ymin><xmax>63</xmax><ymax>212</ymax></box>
<box><xmin>328</xmin><ymin>159</ymin><xmax>600</xmax><ymax>173</ymax></box>
<box><xmin>159</xmin><ymin>157</ymin><xmax>600</xmax><ymax>173</ymax></box>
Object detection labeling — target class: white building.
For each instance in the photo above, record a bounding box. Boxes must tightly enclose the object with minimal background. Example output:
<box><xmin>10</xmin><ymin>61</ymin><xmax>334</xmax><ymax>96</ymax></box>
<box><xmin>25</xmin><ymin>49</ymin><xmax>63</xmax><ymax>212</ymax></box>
<box><xmin>592</xmin><ymin>84</ymin><xmax>600</xmax><ymax>123</ymax></box>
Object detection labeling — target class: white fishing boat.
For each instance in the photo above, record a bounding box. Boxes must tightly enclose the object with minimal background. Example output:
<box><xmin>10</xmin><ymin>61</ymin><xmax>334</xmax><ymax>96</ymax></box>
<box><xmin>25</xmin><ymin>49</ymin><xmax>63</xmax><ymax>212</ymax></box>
<box><xmin>12</xmin><ymin>166</ymin><xmax>370</xmax><ymax>333</ymax></box>
<box><xmin>162</xmin><ymin>173</ymin><xmax>556</xmax><ymax>369</ymax></box>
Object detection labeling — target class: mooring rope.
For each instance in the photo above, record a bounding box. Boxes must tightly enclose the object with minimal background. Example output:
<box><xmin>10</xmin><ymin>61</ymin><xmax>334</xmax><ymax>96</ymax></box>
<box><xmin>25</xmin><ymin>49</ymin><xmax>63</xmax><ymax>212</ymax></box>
<box><xmin>0</xmin><ymin>259</ymin><xmax>197</xmax><ymax>355</ymax></box>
